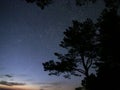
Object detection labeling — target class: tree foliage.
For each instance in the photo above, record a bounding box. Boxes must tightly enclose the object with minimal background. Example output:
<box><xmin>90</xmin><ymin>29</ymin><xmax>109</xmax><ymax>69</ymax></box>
<box><xmin>95</xmin><ymin>7</ymin><xmax>120</xmax><ymax>90</ymax></box>
<box><xmin>25</xmin><ymin>0</ymin><xmax>120</xmax><ymax>10</ymax></box>
<box><xmin>25</xmin><ymin>0</ymin><xmax>98</xmax><ymax>9</ymax></box>
<box><xmin>25</xmin><ymin>0</ymin><xmax>53</xmax><ymax>9</ymax></box>
<box><xmin>82</xmin><ymin>3</ymin><xmax>120</xmax><ymax>90</ymax></box>
<box><xmin>43</xmin><ymin>18</ymin><xmax>98</xmax><ymax>78</ymax></box>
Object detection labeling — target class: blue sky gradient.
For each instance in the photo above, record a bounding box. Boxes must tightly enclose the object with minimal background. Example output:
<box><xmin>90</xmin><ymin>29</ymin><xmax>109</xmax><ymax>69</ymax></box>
<box><xmin>0</xmin><ymin>0</ymin><xmax>103</xmax><ymax>90</ymax></box>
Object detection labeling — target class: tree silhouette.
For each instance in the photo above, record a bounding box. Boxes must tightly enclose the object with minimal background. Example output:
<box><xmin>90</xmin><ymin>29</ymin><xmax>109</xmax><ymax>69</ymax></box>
<box><xmin>94</xmin><ymin>6</ymin><xmax>120</xmax><ymax>90</ymax></box>
<box><xmin>24</xmin><ymin>0</ymin><xmax>120</xmax><ymax>89</ymax></box>
<box><xmin>25</xmin><ymin>0</ymin><xmax>53</xmax><ymax>9</ymax></box>
<box><xmin>42</xmin><ymin>3</ymin><xmax>120</xmax><ymax>90</ymax></box>
<box><xmin>81</xmin><ymin>4</ymin><xmax>120</xmax><ymax>90</ymax></box>
<box><xmin>81</xmin><ymin>3</ymin><xmax>120</xmax><ymax>90</ymax></box>
<box><xmin>25</xmin><ymin>0</ymin><xmax>98</xmax><ymax>9</ymax></box>
<box><xmin>43</xmin><ymin>19</ymin><xmax>99</xmax><ymax>78</ymax></box>
<box><xmin>81</xmin><ymin>73</ymin><xmax>97</xmax><ymax>90</ymax></box>
<box><xmin>25</xmin><ymin>0</ymin><xmax>120</xmax><ymax>9</ymax></box>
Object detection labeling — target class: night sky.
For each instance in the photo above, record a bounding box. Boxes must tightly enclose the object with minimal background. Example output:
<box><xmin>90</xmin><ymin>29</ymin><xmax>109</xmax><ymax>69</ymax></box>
<box><xmin>0</xmin><ymin>0</ymin><xmax>103</xmax><ymax>90</ymax></box>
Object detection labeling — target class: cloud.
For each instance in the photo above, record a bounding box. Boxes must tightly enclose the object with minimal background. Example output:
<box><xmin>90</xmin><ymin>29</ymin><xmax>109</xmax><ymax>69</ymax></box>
<box><xmin>32</xmin><ymin>81</ymin><xmax>62</xmax><ymax>89</ymax></box>
<box><xmin>0</xmin><ymin>74</ymin><xmax>13</xmax><ymax>79</ymax></box>
<box><xmin>0</xmin><ymin>81</ymin><xmax>26</xmax><ymax>86</ymax></box>
<box><xmin>33</xmin><ymin>81</ymin><xmax>62</xmax><ymax>85</ymax></box>
<box><xmin>4</xmin><ymin>74</ymin><xmax>13</xmax><ymax>78</ymax></box>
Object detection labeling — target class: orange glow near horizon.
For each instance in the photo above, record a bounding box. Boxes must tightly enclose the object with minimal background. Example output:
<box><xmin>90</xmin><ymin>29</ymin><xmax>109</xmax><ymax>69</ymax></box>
<box><xmin>0</xmin><ymin>84</ymin><xmax>40</xmax><ymax>90</ymax></box>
